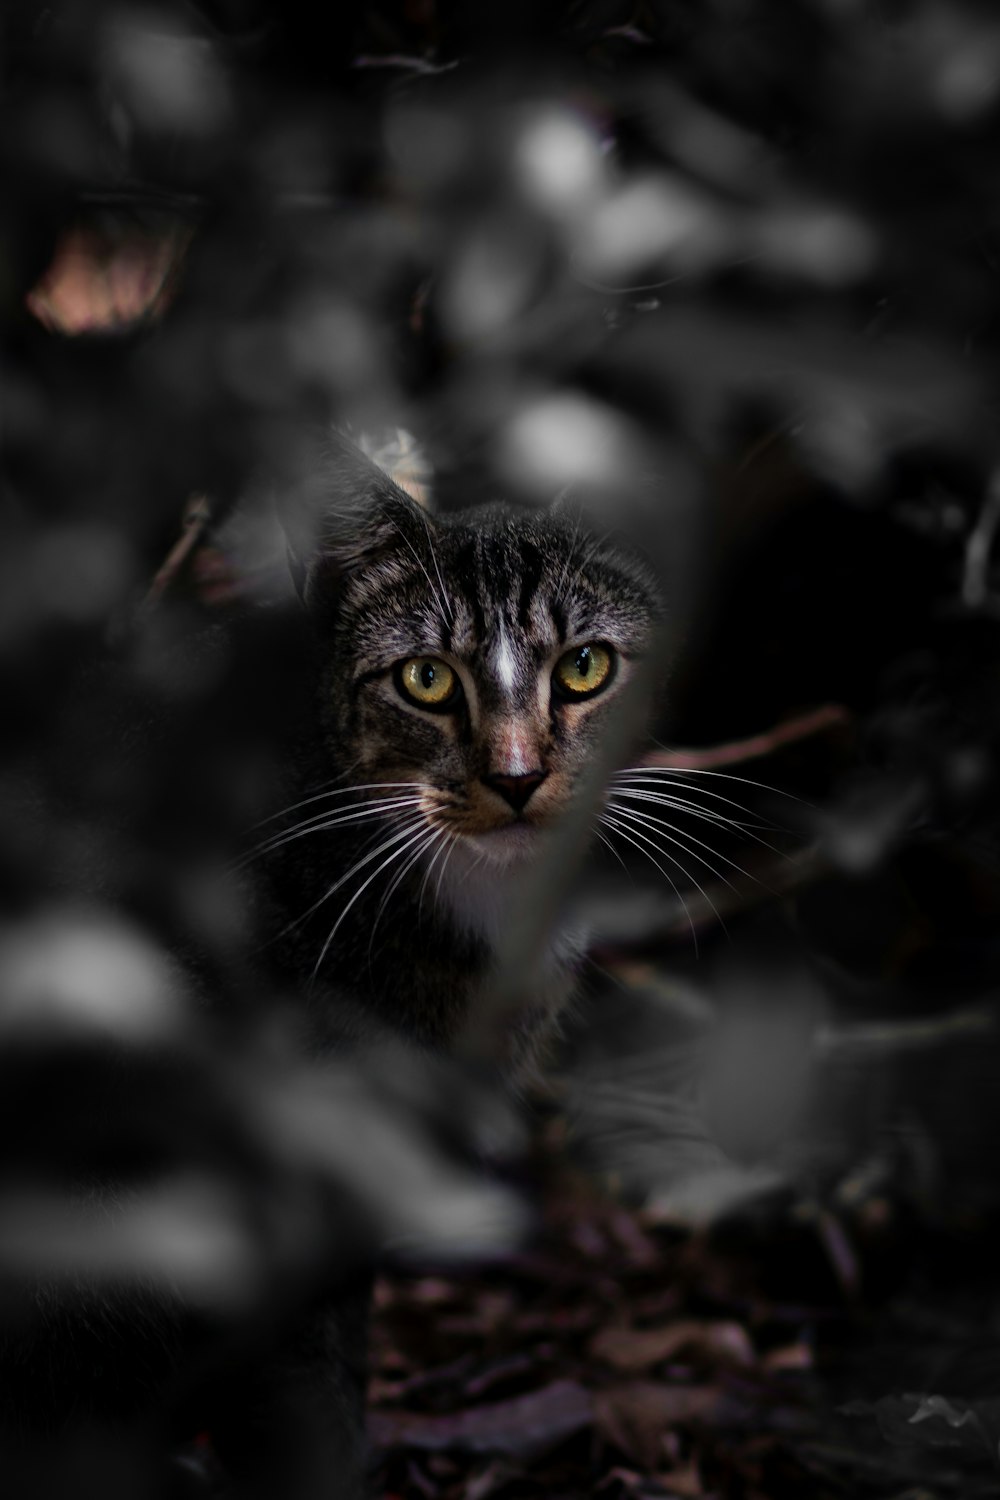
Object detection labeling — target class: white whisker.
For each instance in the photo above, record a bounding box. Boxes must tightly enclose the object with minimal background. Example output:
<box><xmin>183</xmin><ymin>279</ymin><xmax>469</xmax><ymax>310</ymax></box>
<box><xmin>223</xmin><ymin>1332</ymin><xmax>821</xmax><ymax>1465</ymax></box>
<box><xmin>385</xmin><ymin>516</ymin><xmax>452</xmax><ymax>633</ymax></box>
<box><xmin>612</xmin><ymin>783</ymin><xmax>760</xmax><ymax>831</ymax></box>
<box><xmin>433</xmin><ymin>830</ymin><xmax>462</xmax><ymax>907</ymax></box>
<box><xmin>253</xmin><ymin>782</ymin><xmax>427</xmax><ymax>830</ymax></box>
<box><xmin>599</xmin><ymin>810</ymin><xmax>702</xmax><ymax>953</ymax></box>
<box><xmin>610</xmin><ymin>789</ymin><xmax>787</xmax><ymax>859</ymax></box>
<box><xmin>613</xmin><ymin>769</ymin><xmax>779</xmax><ymax>823</ymax></box>
<box><xmin>241</xmin><ymin>796</ymin><xmax>427</xmax><ymax>865</ymax></box>
<box><xmin>592</xmin><ymin>825</ymin><xmax>631</xmax><ymax>876</ymax></box>
<box><xmin>419</xmin><ymin>511</ymin><xmax>454</xmax><ymax>628</ymax></box>
<box><xmin>252</xmin><ymin>794</ymin><xmax>426</xmax><ymax>846</ymax></box>
<box><xmin>311</xmin><ymin>821</ymin><xmax>433</xmax><ymax>982</ymax></box>
<box><xmin>278</xmin><ymin>812</ymin><xmax>427</xmax><ymax>943</ymax></box>
<box><xmin>601</xmin><ymin>808</ymin><xmax>728</xmax><ymax>938</ymax></box>
<box><xmin>606</xmin><ymin>800</ymin><xmax>749</xmax><ymax>889</ymax></box>
<box><xmin>417</xmin><ymin>827</ymin><xmax>454</xmax><ymax>918</ymax></box>
<box><xmin>368</xmin><ymin>826</ymin><xmax>444</xmax><ymax>964</ymax></box>
<box><xmin>650</xmin><ymin>764</ymin><xmax>807</xmax><ymax>802</ymax></box>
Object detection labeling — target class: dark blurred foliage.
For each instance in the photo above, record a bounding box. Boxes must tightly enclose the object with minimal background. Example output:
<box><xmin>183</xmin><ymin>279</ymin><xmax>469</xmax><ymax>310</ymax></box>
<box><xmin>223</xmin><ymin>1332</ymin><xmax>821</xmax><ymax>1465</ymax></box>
<box><xmin>5</xmin><ymin>0</ymin><xmax>1000</xmax><ymax>1494</ymax></box>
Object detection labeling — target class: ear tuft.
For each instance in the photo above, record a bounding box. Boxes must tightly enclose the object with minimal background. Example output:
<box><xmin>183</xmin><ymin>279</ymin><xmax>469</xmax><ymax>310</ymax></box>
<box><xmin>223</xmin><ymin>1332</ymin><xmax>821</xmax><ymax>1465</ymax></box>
<box><xmin>276</xmin><ymin>429</ymin><xmax>436</xmax><ymax>612</ymax></box>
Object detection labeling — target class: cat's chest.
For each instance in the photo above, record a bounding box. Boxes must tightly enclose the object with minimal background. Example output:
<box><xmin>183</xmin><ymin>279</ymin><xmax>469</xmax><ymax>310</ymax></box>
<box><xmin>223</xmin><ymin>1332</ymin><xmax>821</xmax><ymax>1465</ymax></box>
<box><xmin>431</xmin><ymin>845</ymin><xmax>589</xmax><ymax>1015</ymax></box>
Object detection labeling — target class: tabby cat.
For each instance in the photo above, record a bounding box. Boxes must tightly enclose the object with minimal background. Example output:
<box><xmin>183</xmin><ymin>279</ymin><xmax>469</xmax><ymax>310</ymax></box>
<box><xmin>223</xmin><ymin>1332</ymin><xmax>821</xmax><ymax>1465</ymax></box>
<box><xmin>252</xmin><ymin>432</ymin><xmax>663</xmax><ymax>1076</ymax></box>
<box><xmin>216</xmin><ymin>431</ymin><xmax>664</xmax><ymax>1495</ymax></box>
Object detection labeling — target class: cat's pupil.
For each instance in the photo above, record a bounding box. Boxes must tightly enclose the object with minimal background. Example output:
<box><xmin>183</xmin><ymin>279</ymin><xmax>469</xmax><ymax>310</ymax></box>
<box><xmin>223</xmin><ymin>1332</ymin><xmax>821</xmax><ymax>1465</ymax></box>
<box><xmin>575</xmin><ymin>647</ymin><xmax>592</xmax><ymax>679</ymax></box>
<box><xmin>420</xmin><ymin>662</ymin><xmax>436</xmax><ymax>690</ymax></box>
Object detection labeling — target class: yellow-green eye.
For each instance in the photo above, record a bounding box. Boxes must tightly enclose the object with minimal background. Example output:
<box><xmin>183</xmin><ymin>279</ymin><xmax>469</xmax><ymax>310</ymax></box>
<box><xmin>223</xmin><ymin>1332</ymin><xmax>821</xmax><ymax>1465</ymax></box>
<box><xmin>552</xmin><ymin>643</ymin><xmax>614</xmax><ymax>700</ymax></box>
<box><xmin>395</xmin><ymin>656</ymin><xmax>460</xmax><ymax>710</ymax></box>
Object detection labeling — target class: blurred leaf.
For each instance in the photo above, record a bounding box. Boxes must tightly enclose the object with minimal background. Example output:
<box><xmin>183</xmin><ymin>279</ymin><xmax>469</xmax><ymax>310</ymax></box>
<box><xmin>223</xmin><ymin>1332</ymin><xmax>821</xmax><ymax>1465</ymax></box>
<box><xmin>370</xmin><ymin>1378</ymin><xmax>593</xmax><ymax>1461</ymax></box>
<box><xmin>590</xmin><ymin>1319</ymin><xmax>754</xmax><ymax>1375</ymax></box>
<box><xmin>594</xmin><ymin>1383</ymin><xmax>719</xmax><ymax>1471</ymax></box>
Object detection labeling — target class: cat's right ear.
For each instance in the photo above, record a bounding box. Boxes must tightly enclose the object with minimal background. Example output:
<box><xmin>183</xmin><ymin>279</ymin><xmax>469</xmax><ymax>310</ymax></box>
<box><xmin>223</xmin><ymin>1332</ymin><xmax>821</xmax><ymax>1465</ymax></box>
<box><xmin>277</xmin><ymin>431</ymin><xmax>435</xmax><ymax>613</ymax></box>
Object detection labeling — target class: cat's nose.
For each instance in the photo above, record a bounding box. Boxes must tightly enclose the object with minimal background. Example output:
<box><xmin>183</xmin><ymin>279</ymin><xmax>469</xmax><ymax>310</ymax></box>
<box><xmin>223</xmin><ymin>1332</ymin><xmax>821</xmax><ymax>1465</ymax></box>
<box><xmin>483</xmin><ymin>770</ymin><xmax>548</xmax><ymax>813</ymax></box>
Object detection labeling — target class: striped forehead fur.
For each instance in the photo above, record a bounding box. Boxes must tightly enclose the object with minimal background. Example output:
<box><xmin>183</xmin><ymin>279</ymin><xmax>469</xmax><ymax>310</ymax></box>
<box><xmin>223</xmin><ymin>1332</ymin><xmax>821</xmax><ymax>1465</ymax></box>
<box><xmin>333</xmin><ymin>501</ymin><xmax>658</xmax><ymax>688</ymax></box>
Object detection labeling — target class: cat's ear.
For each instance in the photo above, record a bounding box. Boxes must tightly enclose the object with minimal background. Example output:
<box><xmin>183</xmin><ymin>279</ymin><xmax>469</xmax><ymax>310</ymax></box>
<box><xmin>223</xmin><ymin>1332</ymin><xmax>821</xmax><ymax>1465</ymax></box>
<box><xmin>278</xmin><ymin>430</ymin><xmax>436</xmax><ymax>610</ymax></box>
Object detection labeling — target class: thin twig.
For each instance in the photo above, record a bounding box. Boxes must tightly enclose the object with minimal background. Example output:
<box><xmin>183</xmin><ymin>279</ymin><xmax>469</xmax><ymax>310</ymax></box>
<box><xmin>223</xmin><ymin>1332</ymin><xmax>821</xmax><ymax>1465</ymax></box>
<box><xmin>641</xmin><ymin>703</ymin><xmax>850</xmax><ymax>771</ymax></box>
<box><xmin>142</xmin><ymin>494</ymin><xmax>213</xmax><ymax>611</ymax></box>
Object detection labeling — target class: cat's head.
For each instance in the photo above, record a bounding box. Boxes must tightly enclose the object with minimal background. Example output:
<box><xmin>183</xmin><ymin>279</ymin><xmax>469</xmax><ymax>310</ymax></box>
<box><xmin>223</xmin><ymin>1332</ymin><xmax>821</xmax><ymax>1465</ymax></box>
<box><xmin>282</xmin><ymin>435</ymin><xmax>662</xmax><ymax>867</ymax></box>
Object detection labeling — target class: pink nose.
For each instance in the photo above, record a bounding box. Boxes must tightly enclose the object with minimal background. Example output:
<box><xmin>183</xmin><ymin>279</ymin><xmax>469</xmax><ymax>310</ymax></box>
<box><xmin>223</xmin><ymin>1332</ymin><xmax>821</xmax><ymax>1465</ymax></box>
<box><xmin>483</xmin><ymin>770</ymin><xmax>548</xmax><ymax>813</ymax></box>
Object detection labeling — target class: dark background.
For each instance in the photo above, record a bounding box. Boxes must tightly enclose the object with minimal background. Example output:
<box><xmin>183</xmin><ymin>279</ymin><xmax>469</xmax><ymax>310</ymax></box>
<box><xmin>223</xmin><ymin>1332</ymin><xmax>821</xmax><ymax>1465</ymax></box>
<box><xmin>4</xmin><ymin>1</ymin><xmax>1000</xmax><ymax>1495</ymax></box>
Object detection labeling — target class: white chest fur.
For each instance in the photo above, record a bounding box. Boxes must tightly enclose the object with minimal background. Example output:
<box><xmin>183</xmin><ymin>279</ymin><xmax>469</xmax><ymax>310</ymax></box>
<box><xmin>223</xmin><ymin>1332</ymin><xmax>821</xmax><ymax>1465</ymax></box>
<box><xmin>430</xmin><ymin>836</ymin><xmax>589</xmax><ymax>972</ymax></box>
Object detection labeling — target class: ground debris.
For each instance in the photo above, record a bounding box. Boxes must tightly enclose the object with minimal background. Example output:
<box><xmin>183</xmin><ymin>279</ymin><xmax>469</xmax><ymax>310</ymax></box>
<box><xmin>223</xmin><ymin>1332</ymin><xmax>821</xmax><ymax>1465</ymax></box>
<box><xmin>370</xmin><ymin>1138</ymin><xmax>1000</xmax><ymax>1498</ymax></box>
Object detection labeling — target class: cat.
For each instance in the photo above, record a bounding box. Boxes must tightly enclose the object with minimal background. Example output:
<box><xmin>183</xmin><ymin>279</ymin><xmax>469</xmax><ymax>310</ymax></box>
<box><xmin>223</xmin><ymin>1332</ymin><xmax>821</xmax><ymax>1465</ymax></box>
<box><xmin>248</xmin><ymin>430</ymin><xmax>663</xmax><ymax>1078</ymax></box>
<box><xmin>192</xmin><ymin>430</ymin><xmax>665</xmax><ymax>1496</ymax></box>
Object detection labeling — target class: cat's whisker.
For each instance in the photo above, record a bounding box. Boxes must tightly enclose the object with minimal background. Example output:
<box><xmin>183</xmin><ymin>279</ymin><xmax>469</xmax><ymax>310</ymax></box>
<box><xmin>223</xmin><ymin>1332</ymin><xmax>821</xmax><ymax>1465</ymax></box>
<box><xmin>250</xmin><ymin>795</ymin><xmax>427</xmax><ymax>851</ymax></box>
<box><xmin>433</xmin><ymin>828</ymin><xmax>463</xmax><ymax>908</ymax></box>
<box><xmin>602</xmin><ymin>810</ymin><xmax>733</xmax><ymax>922</ymax></box>
<box><xmin>241</xmin><ymin>797</ymin><xmax>427</xmax><ymax>865</ymax></box>
<box><xmin>419</xmin><ymin>511</ymin><xmax>455</xmax><ymax>629</ymax></box>
<box><xmin>251</xmin><ymin>775</ymin><xmax>342</xmax><ymax>827</ymax></box>
<box><xmin>592</xmin><ymin>825</ymin><xmax>631</xmax><ymax>876</ymax></box>
<box><xmin>278</xmin><ymin>812</ymin><xmax>428</xmax><ymax>943</ymax></box>
<box><xmin>385</xmin><ymin>516</ymin><xmax>452</xmax><ymax>633</ymax></box>
<box><xmin>612</xmin><ymin>769</ymin><xmax>778</xmax><ymax>824</ymax></box>
<box><xmin>598</xmin><ymin>810</ymin><xmax>703</xmax><ymax>953</ymax></box>
<box><xmin>648</xmin><ymin>764</ymin><xmax>808</xmax><ymax>803</ymax></box>
<box><xmin>247</xmin><ymin>799</ymin><xmax>426</xmax><ymax>864</ymax></box>
<box><xmin>311</xmin><ymin>821</ymin><xmax>435</xmax><ymax>982</ymax></box>
<box><xmin>605</xmin><ymin>799</ymin><xmax>749</xmax><ymax>891</ymax></box>
<box><xmin>610</xmin><ymin>788</ymin><xmax>788</xmax><ymax>858</ymax></box>
<box><xmin>368</xmin><ymin>826</ymin><xmax>445</xmax><ymax>965</ymax></box>
<box><xmin>416</xmin><ymin>827</ymin><xmax>454</xmax><ymax>919</ymax></box>
<box><xmin>611</xmin><ymin>783</ymin><xmax>762</xmax><ymax>832</ymax></box>
<box><xmin>253</xmin><ymin>782</ymin><xmax>428</xmax><ymax>830</ymax></box>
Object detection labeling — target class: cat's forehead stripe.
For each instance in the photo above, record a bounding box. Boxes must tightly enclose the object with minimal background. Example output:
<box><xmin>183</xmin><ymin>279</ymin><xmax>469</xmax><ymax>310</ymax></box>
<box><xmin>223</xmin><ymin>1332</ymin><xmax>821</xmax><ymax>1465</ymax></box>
<box><xmin>492</xmin><ymin>626</ymin><xmax>518</xmax><ymax>691</ymax></box>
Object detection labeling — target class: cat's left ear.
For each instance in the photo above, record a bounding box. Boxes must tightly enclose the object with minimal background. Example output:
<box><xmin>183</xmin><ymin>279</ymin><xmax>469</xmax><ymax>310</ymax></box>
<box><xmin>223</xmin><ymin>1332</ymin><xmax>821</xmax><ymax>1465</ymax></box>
<box><xmin>278</xmin><ymin>430</ymin><xmax>437</xmax><ymax>611</ymax></box>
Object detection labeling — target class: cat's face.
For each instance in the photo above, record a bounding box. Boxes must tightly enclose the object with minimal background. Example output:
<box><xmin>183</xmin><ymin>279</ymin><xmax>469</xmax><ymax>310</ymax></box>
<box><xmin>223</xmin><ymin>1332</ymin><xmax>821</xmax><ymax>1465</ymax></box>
<box><xmin>291</xmin><ymin>452</ymin><xmax>661</xmax><ymax>869</ymax></box>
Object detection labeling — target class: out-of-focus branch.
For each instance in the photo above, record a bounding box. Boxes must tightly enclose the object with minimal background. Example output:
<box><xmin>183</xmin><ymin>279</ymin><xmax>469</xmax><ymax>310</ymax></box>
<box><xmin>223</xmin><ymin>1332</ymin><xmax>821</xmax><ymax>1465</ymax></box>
<box><xmin>142</xmin><ymin>493</ymin><xmax>214</xmax><ymax>610</ymax></box>
<box><xmin>962</xmin><ymin>469</ymin><xmax>1000</xmax><ymax>611</ymax></box>
<box><xmin>642</xmin><ymin>703</ymin><xmax>850</xmax><ymax>771</ymax></box>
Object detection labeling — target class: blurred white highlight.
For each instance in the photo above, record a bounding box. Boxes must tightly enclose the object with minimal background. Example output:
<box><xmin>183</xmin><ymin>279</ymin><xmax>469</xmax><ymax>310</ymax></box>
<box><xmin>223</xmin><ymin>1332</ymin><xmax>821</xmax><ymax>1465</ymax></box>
<box><xmin>0</xmin><ymin>912</ymin><xmax>183</xmax><ymax>1040</ymax></box>
<box><xmin>103</xmin><ymin>14</ymin><xmax>231</xmax><ymax>138</ymax></box>
<box><xmin>440</xmin><ymin>225</ymin><xmax>542</xmax><ymax>340</ymax></box>
<box><xmin>514</xmin><ymin>108</ymin><xmax>605</xmax><ymax>217</ymax></box>
<box><xmin>754</xmin><ymin>207</ymin><xmax>877</xmax><ymax>286</ymax></box>
<box><xmin>578</xmin><ymin>175</ymin><xmax>721</xmax><ymax>281</ymax></box>
<box><xmin>934</xmin><ymin>42</ymin><xmax>1000</xmax><ymax>118</ymax></box>
<box><xmin>500</xmin><ymin>393</ymin><xmax>632</xmax><ymax>493</ymax></box>
<box><xmin>267</xmin><ymin>1068</ymin><xmax>527</xmax><ymax>1262</ymax></box>
<box><xmin>0</xmin><ymin>1178</ymin><xmax>261</xmax><ymax>1309</ymax></box>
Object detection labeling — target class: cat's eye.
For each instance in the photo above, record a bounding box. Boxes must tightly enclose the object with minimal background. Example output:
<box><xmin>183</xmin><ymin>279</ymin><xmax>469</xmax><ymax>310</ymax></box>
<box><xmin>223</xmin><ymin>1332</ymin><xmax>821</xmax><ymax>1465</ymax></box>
<box><xmin>552</xmin><ymin>643</ymin><xmax>615</xmax><ymax>701</ymax></box>
<box><xmin>395</xmin><ymin>656</ymin><xmax>460</xmax><ymax>710</ymax></box>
